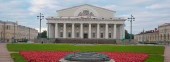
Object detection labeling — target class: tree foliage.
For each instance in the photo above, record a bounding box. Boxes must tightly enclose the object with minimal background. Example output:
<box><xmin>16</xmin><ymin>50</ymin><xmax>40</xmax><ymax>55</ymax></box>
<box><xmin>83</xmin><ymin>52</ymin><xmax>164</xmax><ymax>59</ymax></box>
<box><xmin>125</xmin><ymin>30</ymin><xmax>134</xmax><ymax>39</ymax></box>
<box><xmin>38</xmin><ymin>30</ymin><xmax>47</xmax><ymax>38</ymax></box>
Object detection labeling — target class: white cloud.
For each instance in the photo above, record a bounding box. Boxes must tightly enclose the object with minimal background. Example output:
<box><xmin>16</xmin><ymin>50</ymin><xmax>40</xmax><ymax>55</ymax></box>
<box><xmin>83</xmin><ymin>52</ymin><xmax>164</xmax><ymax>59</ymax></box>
<box><xmin>0</xmin><ymin>0</ymin><xmax>170</xmax><ymax>34</ymax></box>
<box><xmin>146</xmin><ymin>4</ymin><xmax>170</xmax><ymax>9</ymax></box>
<box><xmin>29</xmin><ymin>0</ymin><xmax>61</xmax><ymax>15</ymax></box>
<box><xmin>35</xmin><ymin>27</ymin><xmax>47</xmax><ymax>32</ymax></box>
<box><xmin>130</xmin><ymin>0</ymin><xmax>152</xmax><ymax>4</ymax></box>
<box><xmin>102</xmin><ymin>5</ymin><xmax>118</xmax><ymax>11</ymax></box>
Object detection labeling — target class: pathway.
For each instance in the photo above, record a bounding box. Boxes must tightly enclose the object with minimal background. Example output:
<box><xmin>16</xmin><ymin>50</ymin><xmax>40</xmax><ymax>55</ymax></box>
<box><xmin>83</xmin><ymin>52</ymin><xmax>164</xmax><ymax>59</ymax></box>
<box><xmin>0</xmin><ymin>43</ymin><xmax>14</xmax><ymax>62</ymax></box>
<box><xmin>165</xmin><ymin>45</ymin><xmax>170</xmax><ymax>62</ymax></box>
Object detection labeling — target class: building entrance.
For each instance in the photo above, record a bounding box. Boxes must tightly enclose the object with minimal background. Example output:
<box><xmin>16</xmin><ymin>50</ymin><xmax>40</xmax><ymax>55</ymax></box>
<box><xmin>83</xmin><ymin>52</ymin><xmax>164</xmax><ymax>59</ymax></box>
<box><xmin>83</xmin><ymin>33</ymin><xmax>88</xmax><ymax>38</ymax></box>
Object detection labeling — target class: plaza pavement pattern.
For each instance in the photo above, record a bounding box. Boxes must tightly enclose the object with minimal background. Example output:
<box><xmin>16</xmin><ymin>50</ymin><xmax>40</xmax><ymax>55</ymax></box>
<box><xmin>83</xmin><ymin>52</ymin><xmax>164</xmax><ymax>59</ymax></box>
<box><xmin>165</xmin><ymin>45</ymin><xmax>170</xmax><ymax>62</ymax></box>
<box><xmin>0</xmin><ymin>43</ymin><xmax>14</xmax><ymax>62</ymax></box>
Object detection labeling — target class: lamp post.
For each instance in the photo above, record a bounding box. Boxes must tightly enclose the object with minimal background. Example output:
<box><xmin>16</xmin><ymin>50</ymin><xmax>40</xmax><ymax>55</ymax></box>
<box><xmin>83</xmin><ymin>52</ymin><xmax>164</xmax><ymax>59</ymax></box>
<box><xmin>128</xmin><ymin>15</ymin><xmax>135</xmax><ymax>43</ymax></box>
<box><xmin>37</xmin><ymin>13</ymin><xmax>44</xmax><ymax>38</ymax></box>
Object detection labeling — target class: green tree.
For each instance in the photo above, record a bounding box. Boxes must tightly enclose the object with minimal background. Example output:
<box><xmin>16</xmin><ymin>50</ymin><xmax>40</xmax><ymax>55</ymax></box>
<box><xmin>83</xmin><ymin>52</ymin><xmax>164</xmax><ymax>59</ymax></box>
<box><xmin>38</xmin><ymin>30</ymin><xmax>47</xmax><ymax>38</ymax></box>
<box><xmin>125</xmin><ymin>30</ymin><xmax>134</xmax><ymax>39</ymax></box>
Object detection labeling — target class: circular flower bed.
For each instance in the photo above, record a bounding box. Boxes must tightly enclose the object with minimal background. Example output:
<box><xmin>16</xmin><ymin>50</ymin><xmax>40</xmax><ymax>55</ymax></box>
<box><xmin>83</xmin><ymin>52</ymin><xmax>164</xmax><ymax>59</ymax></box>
<box><xmin>20</xmin><ymin>51</ymin><xmax>149</xmax><ymax>62</ymax></box>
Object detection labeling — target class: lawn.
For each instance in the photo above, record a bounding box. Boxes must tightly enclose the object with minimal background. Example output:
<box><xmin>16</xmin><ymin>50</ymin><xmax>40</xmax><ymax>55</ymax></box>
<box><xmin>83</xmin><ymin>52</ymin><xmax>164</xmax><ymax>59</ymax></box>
<box><xmin>7</xmin><ymin>44</ymin><xmax>164</xmax><ymax>62</ymax></box>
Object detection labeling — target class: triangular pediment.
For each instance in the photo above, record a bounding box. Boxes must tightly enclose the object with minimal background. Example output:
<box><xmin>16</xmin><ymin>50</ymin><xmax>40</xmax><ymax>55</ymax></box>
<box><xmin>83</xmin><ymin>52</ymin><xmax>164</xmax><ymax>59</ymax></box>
<box><xmin>57</xmin><ymin>4</ymin><xmax>115</xmax><ymax>12</ymax></box>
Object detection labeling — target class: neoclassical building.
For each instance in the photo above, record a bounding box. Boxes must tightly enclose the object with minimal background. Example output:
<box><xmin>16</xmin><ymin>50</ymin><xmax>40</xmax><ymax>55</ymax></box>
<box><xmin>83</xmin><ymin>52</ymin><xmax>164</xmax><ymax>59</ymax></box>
<box><xmin>46</xmin><ymin>4</ymin><xmax>126</xmax><ymax>39</ymax></box>
<box><xmin>0</xmin><ymin>20</ymin><xmax>38</xmax><ymax>42</ymax></box>
<box><xmin>134</xmin><ymin>23</ymin><xmax>170</xmax><ymax>43</ymax></box>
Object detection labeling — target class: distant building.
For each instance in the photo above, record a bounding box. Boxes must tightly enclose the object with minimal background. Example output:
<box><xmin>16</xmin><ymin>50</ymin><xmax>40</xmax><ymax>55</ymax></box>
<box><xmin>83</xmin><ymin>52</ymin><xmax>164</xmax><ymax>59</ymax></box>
<box><xmin>46</xmin><ymin>4</ymin><xmax>126</xmax><ymax>39</ymax></box>
<box><xmin>158</xmin><ymin>23</ymin><xmax>170</xmax><ymax>42</ymax></box>
<box><xmin>134</xmin><ymin>23</ymin><xmax>170</xmax><ymax>43</ymax></box>
<box><xmin>0</xmin><ymin>20</ymin><xmax>38</xmax><ymax>42</ymax></box>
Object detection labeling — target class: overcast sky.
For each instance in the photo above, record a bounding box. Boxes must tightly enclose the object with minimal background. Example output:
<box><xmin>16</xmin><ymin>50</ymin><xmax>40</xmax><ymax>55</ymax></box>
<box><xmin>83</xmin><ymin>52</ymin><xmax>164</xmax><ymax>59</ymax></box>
<box><xmin>0</xmin><ymin>0</ymin><xmax>170</xmax><ymax>34</ymax></box>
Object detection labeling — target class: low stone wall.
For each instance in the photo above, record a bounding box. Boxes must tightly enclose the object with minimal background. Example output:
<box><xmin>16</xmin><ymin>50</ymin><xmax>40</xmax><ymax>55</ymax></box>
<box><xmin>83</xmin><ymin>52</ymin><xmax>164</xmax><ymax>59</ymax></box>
<box><xmin>55</xmin><ymin>38</ymin><xmax>117</xmax><ymax>44</ymax></box>
<box><xmin>32</xmin><ymin>38</ymin><xmax>135</xmax><ymax>44</ymax></box>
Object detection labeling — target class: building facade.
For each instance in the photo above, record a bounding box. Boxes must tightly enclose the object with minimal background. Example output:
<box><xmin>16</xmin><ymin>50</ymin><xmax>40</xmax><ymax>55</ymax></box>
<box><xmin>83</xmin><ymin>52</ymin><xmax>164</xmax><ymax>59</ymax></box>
<box><xmin>159</xmin><ymin>23</ymin><xmax>170</xmax><ymax>42</ymax></box>
<box><xmin>46</xmin><ymin>4</ymin><xmax>126</xmax><ymax>39</ymax></box>
<box><xmin>0</xmin><ymin>20</ymin><xmax>38</xmax><ymax>42</ymax></box>
<box><xmin>134</xmin><ymin>23</ymin><xmax>170</xmax><ymax>43</ymax></box>
<box><xmin>134</xmin><ymin>29</ymin><xmax>159</xmax><ymax>43</ymax></box>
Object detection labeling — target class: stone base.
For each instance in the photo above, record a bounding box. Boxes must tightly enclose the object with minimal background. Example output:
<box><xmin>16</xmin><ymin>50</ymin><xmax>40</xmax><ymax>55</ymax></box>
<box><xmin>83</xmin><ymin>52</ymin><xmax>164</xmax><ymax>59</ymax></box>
<box><xmin>59</xmin><ymin>52</ymin><xmax>115</xmax><ymax>62</ymax></box>
<box><xmin>59</xmin><ymin>58</ymin><xmax>115</xmax><ymax>62</ymax></box>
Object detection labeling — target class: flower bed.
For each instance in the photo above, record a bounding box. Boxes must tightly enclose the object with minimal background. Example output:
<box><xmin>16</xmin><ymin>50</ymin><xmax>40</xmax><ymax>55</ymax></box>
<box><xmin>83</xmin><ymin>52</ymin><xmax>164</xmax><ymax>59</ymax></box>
<box><xmin>20</xmin><ymin>51</ymin><xmax>149</xmax><ymax>62</ymax></box>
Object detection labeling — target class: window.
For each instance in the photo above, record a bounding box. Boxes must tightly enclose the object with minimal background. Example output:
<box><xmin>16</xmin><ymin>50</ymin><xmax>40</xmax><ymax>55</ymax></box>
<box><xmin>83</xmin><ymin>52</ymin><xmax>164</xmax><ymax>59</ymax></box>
<box><xmin>60</xmin><ymin>25</ymin><xmax>63</xmax><ymax>27</ymax></box>
<box><xmin>60</xmin><ymin>32</ymin><xmax>63</xmax><ymax>37</ymax></box>
<box><xmin>101</xmin><ymin>25</ymin><xmax>103</xmax><ymax>28</ymax></box>
<box><xmin>84</xmin><ymin>25</ymin><xmax>88</xmax><ymax>27</ymax></box>
<box><xmin>109</xmin><ymin>26</ymin><xmax>111</xmax><ymax>28</ymax></box>
<box><xmin>100</xmin><ymin>33</ymin><xmax>103</xmax><ymax>38</ymax></box>
<box><xmin>160</xmin><ymin>34</ymin><xmax>162</xmax><ymax>40</ymax></box>
<box><xmin>6</xmin><ymin>25</ymin><xmax>10</xmax><ymax>30</ymax></box>
<box><xmin>92</xmin><ymin>33</ymin><xmax>95</xmax><ymax>38</ymax></box>
<box><xmin>168</xmin><ymin>34</ymin><xmax>169</xmax><ymax>40</ymax></box>
<box><xmin>164</xmin><ymin>34</ymin><xmax>166</xmax><ymax>40</ymax></box>
<box><xmin>76</xmin><ymin>25</ymin><xmax>79</xmax><ymax>28</ymax></box>
<box><xmin>109</xmin><ymin>33</ymin><xmax>112</xmax><ymax>38</ymax></box>
<box><xmin>76</xmin><ymin>32</ymin><xmax>79</xmax><ymax>37</ymax></box>
<box><xmin>68</xmin><ymin>32</ymin><xmax>71</xmax><ymax>38</ymax></box>
<box><xmin>102</xmin><ymin>18</ymin><xmax>104</xmax><ymax>19</ymax></box>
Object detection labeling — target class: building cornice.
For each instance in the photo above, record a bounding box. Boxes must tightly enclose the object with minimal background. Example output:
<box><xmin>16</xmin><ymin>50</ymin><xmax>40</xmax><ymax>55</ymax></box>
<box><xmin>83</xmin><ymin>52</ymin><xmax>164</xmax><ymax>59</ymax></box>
<box><xmin>46</xmin><ymin>18</ymin><xmax>126</xmax><ymax>21</ymax></box>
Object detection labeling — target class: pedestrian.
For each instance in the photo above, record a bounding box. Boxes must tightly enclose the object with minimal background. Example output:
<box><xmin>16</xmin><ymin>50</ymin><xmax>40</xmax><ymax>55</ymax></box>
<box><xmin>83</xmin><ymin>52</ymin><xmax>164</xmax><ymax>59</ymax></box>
<box><xmin>41</xmin><ymin>41</ymin><xmax>43</xmax><ymax>44</ymax></box>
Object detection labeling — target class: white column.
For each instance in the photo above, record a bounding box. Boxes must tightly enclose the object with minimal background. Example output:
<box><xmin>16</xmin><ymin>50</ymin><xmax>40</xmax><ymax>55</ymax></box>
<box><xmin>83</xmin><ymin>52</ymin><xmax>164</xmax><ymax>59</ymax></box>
<box><xmin>105</xmin><ymin>24</ymin><xmax>108</xmax><ymax>39</ymax></box>
<box><xmin>97</xmin><ymin>23</ymin><xmax>100</xmax><ymax>38</ymax></box>
<box><xmin>114</xmin><ymin>24</ymin><xmax>117</xmax><ymax>39</ymax></box>
<box><xmin>47</xmin><ymin>23</ymin><xmax>51</xmax><ymax>38</ymax></box>
<box><xmin>63</xmin><ymin>23</ymin><xmax>66</xmax><ymax>38</ymax></box>
<box><xmin>72</xmin><ymin>23</ymin><xmax>75</xmax><ymax>38</ymax></box>
<box><xmin>88</xmin><ymin>23</ymin><xmax>91</xmax><ymax>39</ymax></box>
<box><xmin>80</xmin><ymin>23</ymin><xmax>83</xmax><ymax>38</ymax></box>
<box><xmin>122</xmin><ymin>24</ymin><xmax>125</xmax><ymax>39</ymax></box>
<box><xmin>55</xmin><ymin>23</ymin><xmax>58</xmax><ymax>38</ymax></box>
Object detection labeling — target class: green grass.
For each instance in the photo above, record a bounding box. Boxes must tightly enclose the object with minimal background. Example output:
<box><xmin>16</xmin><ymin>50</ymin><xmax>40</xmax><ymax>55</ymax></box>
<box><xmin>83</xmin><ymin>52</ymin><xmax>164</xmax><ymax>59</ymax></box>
<box><xmin>11</xmin><ymin>53</ymin><xmax>27</xmax><ymax>62</ymax></box>
<box><xmin>7</xmin><ymin>44</ymin><xmax>165</xmax><ymax>62</ymax></box>
<box><xmin>146</xmin><ymin>55</ymin><xmax>164</xmax><ymax>62</ymax></box>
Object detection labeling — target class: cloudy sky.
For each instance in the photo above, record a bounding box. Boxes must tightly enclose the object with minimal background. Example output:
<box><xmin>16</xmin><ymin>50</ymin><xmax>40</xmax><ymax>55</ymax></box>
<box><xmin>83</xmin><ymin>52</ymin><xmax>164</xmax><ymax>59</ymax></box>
<box><xmin>0</xmin><ymin>0</ymin><xmax>169</xmax><ymax>34</ymax></box>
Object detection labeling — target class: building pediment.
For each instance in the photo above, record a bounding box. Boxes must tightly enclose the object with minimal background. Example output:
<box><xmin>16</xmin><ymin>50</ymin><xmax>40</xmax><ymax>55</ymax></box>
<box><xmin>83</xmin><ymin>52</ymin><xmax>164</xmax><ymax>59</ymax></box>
<box><xmin>56</xmin><ymin>4</ymin><xmax>116</xmax><ymax>18</ymax></box>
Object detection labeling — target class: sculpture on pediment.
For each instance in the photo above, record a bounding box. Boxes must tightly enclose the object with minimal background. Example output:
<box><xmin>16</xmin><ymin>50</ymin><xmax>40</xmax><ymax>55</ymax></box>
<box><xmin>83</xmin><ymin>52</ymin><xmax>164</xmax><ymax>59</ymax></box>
<box><xmin>78</xmin><ymin>10</ymin><xmax>95</xmax><ymax>18</ymax></box>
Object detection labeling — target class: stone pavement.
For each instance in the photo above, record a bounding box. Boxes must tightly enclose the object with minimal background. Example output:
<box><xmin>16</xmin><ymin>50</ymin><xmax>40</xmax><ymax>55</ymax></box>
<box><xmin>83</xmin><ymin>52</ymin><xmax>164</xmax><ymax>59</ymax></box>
<box><xmin>0</xmin><ymin>43</ymin><xmax>14</xmax><ymax>62</ymax></box>
<box><xmin>165</xmin><ymin>45</ymin><xmax>170</xmax><ymax>62</ymax></box>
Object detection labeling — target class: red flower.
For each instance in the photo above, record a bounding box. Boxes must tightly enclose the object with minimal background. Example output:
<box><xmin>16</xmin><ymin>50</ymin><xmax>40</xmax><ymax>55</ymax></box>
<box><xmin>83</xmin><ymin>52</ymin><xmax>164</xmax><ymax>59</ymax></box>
<box><xmin>20</xmin><ymin>51</ymin><xmax>149</xmax><ymax>62</ymax></box>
